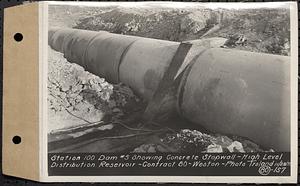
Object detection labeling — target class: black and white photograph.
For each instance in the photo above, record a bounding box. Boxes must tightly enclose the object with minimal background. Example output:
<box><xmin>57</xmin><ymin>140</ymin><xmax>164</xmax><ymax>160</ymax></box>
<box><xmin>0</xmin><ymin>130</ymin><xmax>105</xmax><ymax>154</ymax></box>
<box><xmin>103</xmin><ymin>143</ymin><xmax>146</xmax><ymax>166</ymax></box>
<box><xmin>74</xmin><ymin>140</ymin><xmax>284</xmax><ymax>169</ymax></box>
<box><xmin>45</xmin><ymin>1</ymin><xmax>297</xmax><ymax>180</ymax></box>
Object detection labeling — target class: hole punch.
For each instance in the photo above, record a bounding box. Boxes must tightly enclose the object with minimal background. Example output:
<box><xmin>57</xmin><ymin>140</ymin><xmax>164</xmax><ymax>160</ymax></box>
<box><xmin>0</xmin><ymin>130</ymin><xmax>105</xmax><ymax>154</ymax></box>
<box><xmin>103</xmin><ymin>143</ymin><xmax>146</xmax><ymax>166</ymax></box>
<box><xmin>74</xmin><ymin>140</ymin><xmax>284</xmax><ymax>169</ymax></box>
<box><xmin>14</xmin><ymin>33</ymin><xmax>23</xmax><ymax>42</ymax></box>
<box><xmin>12</xmin><ymin>136</ymin><xmax>21</xmax><ymax>144</ymax></box>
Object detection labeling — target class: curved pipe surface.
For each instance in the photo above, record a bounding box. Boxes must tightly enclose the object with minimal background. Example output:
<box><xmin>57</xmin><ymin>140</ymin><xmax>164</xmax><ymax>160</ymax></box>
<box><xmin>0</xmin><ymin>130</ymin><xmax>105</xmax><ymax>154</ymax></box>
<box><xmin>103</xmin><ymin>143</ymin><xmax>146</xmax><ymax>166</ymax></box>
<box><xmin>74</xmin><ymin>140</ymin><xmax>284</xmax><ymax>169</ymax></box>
<box><xmin>178</xmin><ymin>48</ymin><xmax>290</xmax><ymax>151</ymax></box>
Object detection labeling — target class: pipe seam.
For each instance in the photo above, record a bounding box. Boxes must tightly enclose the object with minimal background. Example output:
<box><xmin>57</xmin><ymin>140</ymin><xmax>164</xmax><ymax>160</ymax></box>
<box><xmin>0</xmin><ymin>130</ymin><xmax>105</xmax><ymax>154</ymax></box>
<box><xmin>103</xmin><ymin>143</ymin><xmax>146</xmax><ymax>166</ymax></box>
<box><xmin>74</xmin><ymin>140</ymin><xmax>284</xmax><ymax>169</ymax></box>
<box><xmin>117</xmin><ymin>38</ymin><xmax>142</xmax><ymax>83</ymax></box>
<box><xmin>176</xmin><ymin>49</ymin><xmax>209</xmax><ymax>117</ymax></box>
<box><xmin>82</xmin><ymin>31</ymin><xmax>107</xmax><ymax>70</ymax></box>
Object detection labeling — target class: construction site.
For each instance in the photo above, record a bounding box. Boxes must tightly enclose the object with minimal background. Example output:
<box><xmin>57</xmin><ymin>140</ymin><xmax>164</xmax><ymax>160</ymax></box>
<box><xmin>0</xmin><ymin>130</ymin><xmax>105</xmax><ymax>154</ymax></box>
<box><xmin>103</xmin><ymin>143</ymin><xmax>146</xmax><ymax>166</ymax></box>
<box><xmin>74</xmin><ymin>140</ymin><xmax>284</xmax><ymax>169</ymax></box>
<box><xmin>47</xmin><ymin>4</ymin><xmax>291</xmax><ymax>153</ymax></box>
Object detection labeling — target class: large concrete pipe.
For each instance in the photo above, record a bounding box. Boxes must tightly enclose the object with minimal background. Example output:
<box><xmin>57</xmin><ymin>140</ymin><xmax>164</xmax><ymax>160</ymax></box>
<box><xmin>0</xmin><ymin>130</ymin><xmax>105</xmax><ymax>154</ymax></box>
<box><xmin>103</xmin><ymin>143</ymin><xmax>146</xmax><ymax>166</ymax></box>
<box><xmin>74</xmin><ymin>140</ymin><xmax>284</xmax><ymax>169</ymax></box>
<box><xmin>84</xmin><ymin>33</ymin><xmax>140</xmax><ymax>83</ymax></box>
<box><xmin>48</xmin><ymin>28</ymin><xmax>290</xmax><ymax>151</ymax></box>
<box><xmin>177</xmin><ymin>48</ymin><xmax>290</xmax><ymax>151</ymax></box>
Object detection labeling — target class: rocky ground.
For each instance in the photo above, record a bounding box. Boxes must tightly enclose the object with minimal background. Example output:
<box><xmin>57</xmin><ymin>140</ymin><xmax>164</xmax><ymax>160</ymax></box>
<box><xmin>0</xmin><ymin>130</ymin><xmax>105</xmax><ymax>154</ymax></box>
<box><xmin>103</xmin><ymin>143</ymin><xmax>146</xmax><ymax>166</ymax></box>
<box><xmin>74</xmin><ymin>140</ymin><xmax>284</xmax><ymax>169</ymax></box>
<box><xmin>48</xmin><ymin>4</ymin><xmax>289</xmax><ymax>153</ymax></box>
<box><xmin>73</xmin><ymin>6</ymin><xmax>290</xmax><ymax>55</ymax></box>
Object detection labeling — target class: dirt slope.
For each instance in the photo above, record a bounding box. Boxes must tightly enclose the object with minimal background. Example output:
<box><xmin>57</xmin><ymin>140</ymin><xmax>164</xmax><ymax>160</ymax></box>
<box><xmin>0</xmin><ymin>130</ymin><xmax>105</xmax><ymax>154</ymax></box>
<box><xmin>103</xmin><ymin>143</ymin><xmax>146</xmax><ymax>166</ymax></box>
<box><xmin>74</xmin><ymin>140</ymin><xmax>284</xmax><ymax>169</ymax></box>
<box><xmin>74</xmin><ymin>6</ymin><xmax>290</xmax><ymax>56</ymax></box>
